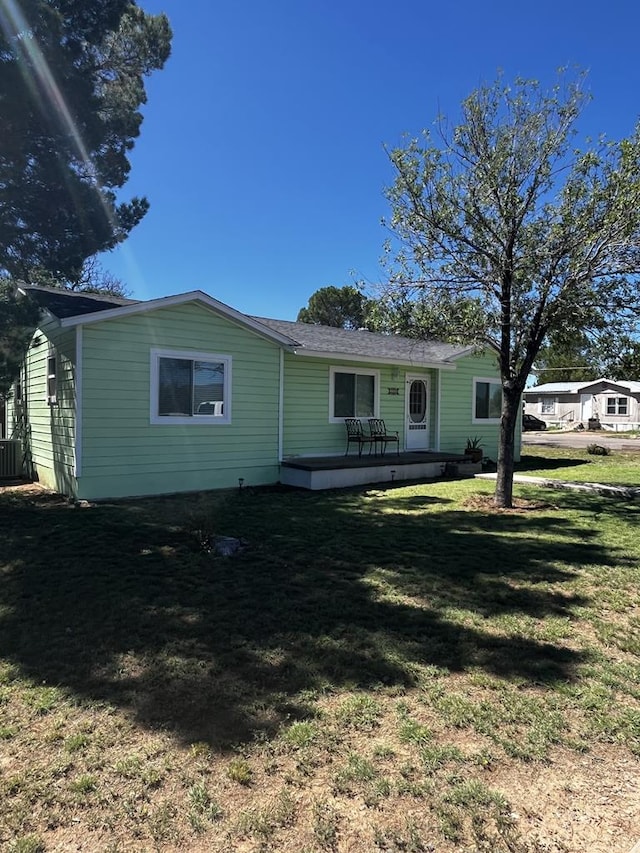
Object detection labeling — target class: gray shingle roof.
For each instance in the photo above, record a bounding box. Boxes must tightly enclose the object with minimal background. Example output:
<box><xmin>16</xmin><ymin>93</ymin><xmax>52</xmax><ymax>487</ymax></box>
<box><xmin>251</xmin><ymin>316</ymin><xmax>471</xmax><ymax>364</ymax></box>
<box><xmin>21</xmin><ymin>285</ymin><xmax>473</xmax><ymax>366</ymax></box>
<box><xmin>21</xmin><ymin>285</ymin><xmax>136</xmax><ymax>319</ymax></box>
<box><xmin>526</xmin><ymin>379</ymin><xmax>640</xmax><ymax>394</ymax></box>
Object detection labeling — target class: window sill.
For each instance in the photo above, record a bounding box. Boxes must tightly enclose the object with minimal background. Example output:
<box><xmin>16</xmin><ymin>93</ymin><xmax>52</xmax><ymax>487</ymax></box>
<box><xmin>329</xmin><ymin>416</ymin><xmax>377</xmax><ymax>425</ymax></box>
<box><xmin>151</xmin><ymin>416</ymin><xmax>231</xmax><ymax>426</ymax></box>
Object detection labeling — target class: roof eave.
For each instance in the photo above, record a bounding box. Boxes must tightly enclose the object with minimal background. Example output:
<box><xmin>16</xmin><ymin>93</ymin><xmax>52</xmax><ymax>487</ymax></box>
<box><xmin>15</xmin><ymin>286</ymin><xmax>59</xmax><ymax>327</ymax></box>
<box><xmin>578</xmin><ymin>379</ymin><xmax>631</xmax><ymax>395</ymax></box>
<box><xmin>58</xmin><ymin>290</ymin><xmax>299</xmax><ymax>348</ymax></box>
<box><xmin>290</xmin><ymin>348</ymin><xmax>458</xmax><ymax>369</ymax></box>
<box><xmin>527</xmin><ymin>378</ymin><xmax>638</xmax><ymax>395</ymax></box>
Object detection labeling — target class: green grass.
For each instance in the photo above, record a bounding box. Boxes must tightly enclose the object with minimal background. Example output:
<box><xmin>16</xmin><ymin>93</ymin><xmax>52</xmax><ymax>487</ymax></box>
<box><xmin>0</xmin><ymin>451</ymin><xmax>639</xmax><ymax>851</ymax></box>
<box><xmin>517</xmin><ymin>444</ymin><xmax>640</xmax><ymax>485</ymax></box>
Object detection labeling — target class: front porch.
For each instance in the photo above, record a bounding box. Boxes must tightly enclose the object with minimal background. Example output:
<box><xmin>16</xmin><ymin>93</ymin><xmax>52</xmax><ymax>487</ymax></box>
<box><xmin>280</xmin><ymin>451</ymin><xmax>480</xmax><ymax>490</ymax></box>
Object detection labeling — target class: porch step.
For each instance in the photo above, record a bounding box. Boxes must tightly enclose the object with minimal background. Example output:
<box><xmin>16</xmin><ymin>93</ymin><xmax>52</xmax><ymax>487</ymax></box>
<box><xmin>443</xmin><ymin>461</ymin><xmax>482</xmax><ymax>478</ymax></box>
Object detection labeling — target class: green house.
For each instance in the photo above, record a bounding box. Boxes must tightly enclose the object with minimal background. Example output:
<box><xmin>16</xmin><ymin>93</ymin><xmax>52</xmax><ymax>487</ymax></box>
<box><xmin>4</xmin><ymin>285</ymin><xmax>512</xmax><ymax>499</ymax></box>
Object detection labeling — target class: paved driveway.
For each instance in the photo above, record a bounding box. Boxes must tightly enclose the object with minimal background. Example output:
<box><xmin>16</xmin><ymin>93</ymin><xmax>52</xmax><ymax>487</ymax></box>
<box><xmin>522</xmin><ymin>430</ymin><xmax>640</xmax><ymax>451</ymax></box>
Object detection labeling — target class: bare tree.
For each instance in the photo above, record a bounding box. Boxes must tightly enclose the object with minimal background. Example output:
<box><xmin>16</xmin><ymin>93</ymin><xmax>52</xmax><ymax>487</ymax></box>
<box><xmin>384</xmin><ymin>72</ymin><xmax>640</xmax><ymax>506</ymax></box>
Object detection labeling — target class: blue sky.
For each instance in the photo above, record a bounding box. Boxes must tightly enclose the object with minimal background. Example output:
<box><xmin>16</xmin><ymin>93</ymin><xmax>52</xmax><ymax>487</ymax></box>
<box><xmin>102</xmin><ymin>0</ymin><xmax>640</xmax><ymax>319</ymax></box>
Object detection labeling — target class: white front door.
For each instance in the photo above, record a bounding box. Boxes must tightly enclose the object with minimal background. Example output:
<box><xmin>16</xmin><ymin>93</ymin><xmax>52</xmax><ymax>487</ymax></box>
<box><xmin>580</xmin><ymin>394</ymin><xmax>592</xmax><ymax>421</ymax></box>
<box><xmin>405</xmin><ymin>375</ymin><xmax>429</xmax><ymax>450</ymax></box>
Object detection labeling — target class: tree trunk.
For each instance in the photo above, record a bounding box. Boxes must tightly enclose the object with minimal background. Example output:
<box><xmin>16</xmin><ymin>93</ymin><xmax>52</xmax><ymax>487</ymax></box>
<box><xmin>494</xmin><ymin>387</ymin><xmax>522</xmax><ymax>508</ymax></box>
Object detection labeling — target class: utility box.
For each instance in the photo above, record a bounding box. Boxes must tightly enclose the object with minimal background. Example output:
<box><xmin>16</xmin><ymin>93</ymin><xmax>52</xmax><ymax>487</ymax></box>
<box><xmin>0</xmin><ymin>440</ymin><xmax>22</xmax><ymax>479</ymax></box>
<box><xmin>587</xmin><ymin>418</ymin><xmax>601</xmax><ymax>431</ymax></box>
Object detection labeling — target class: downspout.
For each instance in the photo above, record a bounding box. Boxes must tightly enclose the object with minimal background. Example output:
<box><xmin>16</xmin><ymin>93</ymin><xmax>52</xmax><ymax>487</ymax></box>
<box><xmin>278</xmin><ymin>347</ymin><xmax>284</xmax><ymax>462</ymax></box>
<box><xmin>74</xmin><ymin>325</ymin><xmax>83</xmax><ymax>480</ymax></box>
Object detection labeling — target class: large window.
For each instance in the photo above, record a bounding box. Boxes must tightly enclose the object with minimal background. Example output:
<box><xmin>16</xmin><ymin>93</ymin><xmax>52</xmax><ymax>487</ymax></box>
<box><xmin>540</xmin><ymin>398</ymin><xmax>556</xmax><ymax>414</ymax></box>
<box><xmin>473</xmin><ymin>378</ymin><xmax>502</xmax><ymax>422</ymax></box>
<box><xmin>606</xmin><ymin>397</ymin><xmax>628</xmax><ymax>415</ymax></box>
<box><xmin>151</xmin><ymin>349</ymin><xmax>231</xmax><ymax>424</ymax></box>
<box><xmin>330</xmin><ymin>368</ymin><xmax>377</xmax><ymax>421</ymax></box>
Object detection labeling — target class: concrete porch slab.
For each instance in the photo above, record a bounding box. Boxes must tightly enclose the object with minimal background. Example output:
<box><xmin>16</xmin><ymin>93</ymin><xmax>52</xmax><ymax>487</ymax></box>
<box><xmin>280</xmin><ymin>451</ymin><xmax>474</xmax><ymax>490</ymax></box>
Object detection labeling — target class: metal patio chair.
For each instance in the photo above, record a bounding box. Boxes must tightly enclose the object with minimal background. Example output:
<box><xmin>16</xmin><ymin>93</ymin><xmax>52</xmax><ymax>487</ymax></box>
<box><xmin>344</xmin><ymin>418</ymin><xmax>374</xmax><ymax>457</ymax></box>
<box><xmin>368</xmin><ymin>418</ymin><xmax>400</xmax><ymax>456</ymax></box>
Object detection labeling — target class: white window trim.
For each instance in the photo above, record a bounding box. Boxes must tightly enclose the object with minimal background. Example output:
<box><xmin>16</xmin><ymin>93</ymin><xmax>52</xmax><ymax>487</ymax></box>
<box><xmin>472</xmin><ymin>376</ymin><xmax>502</xmax><ymax>425</ymax></box>
<box><xmin>539</xmin><ymin>397</ymin><xmax>556</xmax><ymax>415</ymax></box>
<box><xmin>329</xmin><ymin>366</ymin><xmax>379</xmax><ymax>423</ymax></box>
<box><xmin>46</xmin><ymin>350</ymin><xmax>57</xmax><ymax>405</ymax></box>
<box><xmin>14</xmin><ymin>368</ymin><xmax>23</xmax><ymax>404</ymax></box>
<box><xmin>605</xmin><ymin>396</ymin><xmax>628</xmax><ymax>416</ymax></box>
<box><xmin>150</xmin><ymin>347</ymin><xmax>232</xmax><ymax>425</ymax></box>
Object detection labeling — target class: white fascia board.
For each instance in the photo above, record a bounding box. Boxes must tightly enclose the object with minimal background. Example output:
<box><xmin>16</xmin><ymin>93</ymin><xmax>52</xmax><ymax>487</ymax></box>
<box><xmin>59</xmin><ymin>290</ymin><xmax>299</xmax><ymax>349</ymax></box>
<box><xmin>525</xmin><ymin>385</ymin><xmax>573</xmax><ymax>394</ymax></box>
<box><xmin>291</xmin><ymin>348</ymin><xmax>457</xmax><ymax>370</ymax></box>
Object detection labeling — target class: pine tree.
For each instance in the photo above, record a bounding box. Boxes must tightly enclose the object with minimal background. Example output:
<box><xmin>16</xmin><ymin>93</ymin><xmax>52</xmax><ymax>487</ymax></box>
<box><xmin>0</xmin><ymin>0</ymin><xmax>171</xmax><ymax>284</ymax></box>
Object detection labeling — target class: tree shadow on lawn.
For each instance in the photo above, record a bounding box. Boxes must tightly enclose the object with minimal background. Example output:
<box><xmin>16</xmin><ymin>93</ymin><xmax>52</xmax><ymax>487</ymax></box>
<box><xmin>0</xmin><ymin>486</ymin><xmax>623</xmax><ymax>749</ymax></box>
<box><xmin>516</xmin><ymin>453</ymin><xmax>590</xmax><ymax>474</ymax></box>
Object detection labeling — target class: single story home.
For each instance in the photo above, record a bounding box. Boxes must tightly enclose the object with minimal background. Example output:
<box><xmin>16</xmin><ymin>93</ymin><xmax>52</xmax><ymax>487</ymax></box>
<box><xmin>523</xmin><ymin>379</ymin><xmax>640</xmax><ymax>431</ymax></box>
<box><xmin>3</xmin><ymin>285</ymin><xmax>510</xmax><ymax>498</ymax></box>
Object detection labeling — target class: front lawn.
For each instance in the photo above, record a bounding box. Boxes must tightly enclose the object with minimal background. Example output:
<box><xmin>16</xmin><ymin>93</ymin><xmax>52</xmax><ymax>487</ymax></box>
<box><xmin>1</xmin><ymin>455</ymin><xmax>639</xmax><ymax>851</ymax></box>
<box><xmin>518</xmin><ymin>444</ymin><xmax>640</xmax><ymax>485</ymax></box>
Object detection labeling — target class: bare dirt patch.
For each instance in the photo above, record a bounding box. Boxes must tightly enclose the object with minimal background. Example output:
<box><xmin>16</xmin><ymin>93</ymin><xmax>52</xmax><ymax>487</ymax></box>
<box><xmin>463</xmin><ymin>493</ymin><xmax>557</xmax><ymax>513</ymax></box>
<box><xmin>494</xmin><ymin>746</ymin><xmax>640</xmax><ymax>853</ymax></box>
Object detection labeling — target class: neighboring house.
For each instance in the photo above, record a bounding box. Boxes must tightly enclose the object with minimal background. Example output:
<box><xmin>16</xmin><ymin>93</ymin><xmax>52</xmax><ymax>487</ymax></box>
<box><xmin>4</xmin><ymin>285</ymin><xmax>510</xmax><ymax>499</ymax></box>
<box><xmin>523</xmin><ymin>379</ymin><xmax>640</xmax><ymax>431</ymax></box>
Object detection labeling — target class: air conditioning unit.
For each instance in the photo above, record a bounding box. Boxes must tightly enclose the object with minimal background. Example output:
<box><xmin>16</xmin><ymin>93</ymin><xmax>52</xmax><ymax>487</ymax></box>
<box><xmin>0</xmin><ymin>440</ymin><xmax>22</xmax><ymax>479</ymax></box>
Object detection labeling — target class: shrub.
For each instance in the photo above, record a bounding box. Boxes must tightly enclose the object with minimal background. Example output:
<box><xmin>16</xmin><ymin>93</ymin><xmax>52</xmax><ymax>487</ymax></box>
<box><xmin>227</xmin><ymin>757</ymin><xmax>252</xmax><ymax>785</ymax></box>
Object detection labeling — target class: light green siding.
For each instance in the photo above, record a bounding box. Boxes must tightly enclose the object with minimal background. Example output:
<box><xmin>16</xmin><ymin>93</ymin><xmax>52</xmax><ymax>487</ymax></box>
<box><xmin>281</xmin><ymin>354</ymin><xmax>438</xmax><ymax>456</ymax></box>
<box><xmin>438</xmin><ymin>350</ymin><xmax>519</xmax><ymax>461</ymax></box>
<box><xmin>6</xmin><ymin>323</ymin><xmax>78</xmax><ymax>494</ymax></box>
<box><xmin>6</xmin><ymin>299</ymin><xmax>513</xmax><ymax>499</ymax></box>
<box><xmin>77</xmin><ymin>302</ymin><xmax>282</xmax><ymax>499</ymax></box>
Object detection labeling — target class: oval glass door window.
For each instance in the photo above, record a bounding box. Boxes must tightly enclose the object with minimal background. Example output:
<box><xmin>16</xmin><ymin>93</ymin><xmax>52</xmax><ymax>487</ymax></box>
<box><xmin>409</xmin><ymin>380</ymin><xmax>427</xmax><ymax>425</ymax></box>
